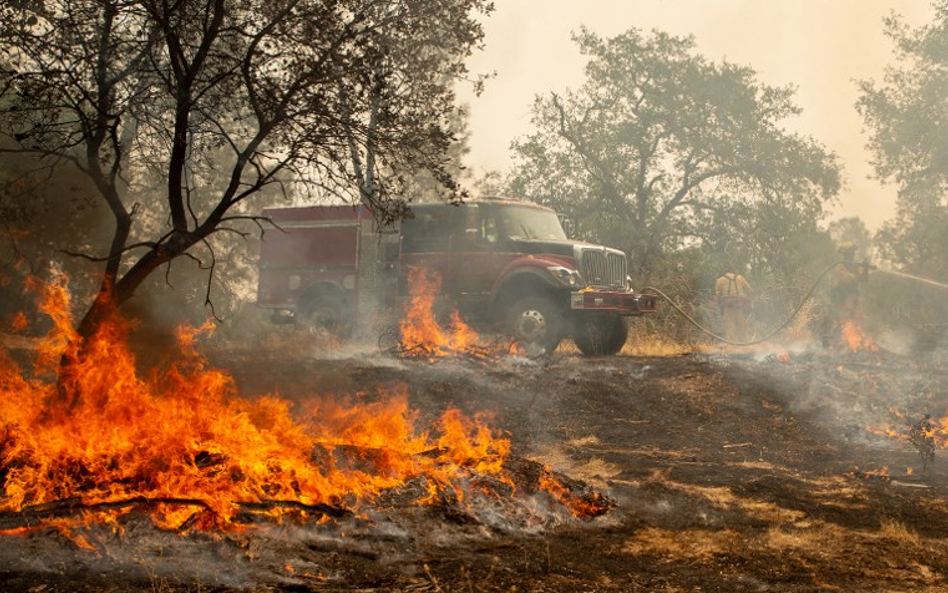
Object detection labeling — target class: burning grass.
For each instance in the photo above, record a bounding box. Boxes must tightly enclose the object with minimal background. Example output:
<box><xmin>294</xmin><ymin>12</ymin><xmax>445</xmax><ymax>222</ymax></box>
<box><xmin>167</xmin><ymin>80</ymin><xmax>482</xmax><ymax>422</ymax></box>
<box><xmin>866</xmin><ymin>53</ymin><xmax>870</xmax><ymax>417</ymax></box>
<box><xmin>394</xmin><ymin>267</ymin><xmax>519</xmax><ymax>362</ymax></box>
<box><xmin>0</xmin><ymin>273</ymin><xmax>609</xmax><ymax>547</ymax></box>
<box><xmin>841</xmin><ymin>320</ymin><xmax>879</xmax><ymax>353</ymax></box>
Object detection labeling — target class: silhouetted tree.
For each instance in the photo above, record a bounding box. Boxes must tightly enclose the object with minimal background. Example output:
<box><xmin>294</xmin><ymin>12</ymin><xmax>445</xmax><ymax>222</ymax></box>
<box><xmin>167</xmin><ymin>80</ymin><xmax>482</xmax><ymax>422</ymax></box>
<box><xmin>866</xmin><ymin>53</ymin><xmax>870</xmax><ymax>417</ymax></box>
<box><xmin>0</xmin><ymin>0</ymin><xmax>492</xmax><ymax>346</ymax></box>
<box><xmin>508</xmin><ymin>27</ymin><xmax>841</xmax><ymax>281</ymax></box>
<box><xmin>857</xmin><ymin>2</ymin><xmax>948</xmax><ymax>281</ymax></box>
<box><xmin>827</xmin><ymin>216</ymin><xmax>873</xmax><ymax>262</ymax></box>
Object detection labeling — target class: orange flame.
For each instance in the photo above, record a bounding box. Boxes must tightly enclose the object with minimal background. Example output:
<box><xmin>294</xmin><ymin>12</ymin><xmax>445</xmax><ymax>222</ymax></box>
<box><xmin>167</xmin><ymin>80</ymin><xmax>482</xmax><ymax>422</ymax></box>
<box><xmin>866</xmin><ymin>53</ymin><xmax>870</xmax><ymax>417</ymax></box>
<box><xmin>398</xmin><ymin>268</ymin><xmax>512</xmax><ymax>359</ymax></box>
<box><xmin>869</xmin><ymin>410</ymin><xmax>948</xmax><ymax>449</ymax></box>
<box><xmin>0</xmin><ymin>273</ymin><xmax>535</xmax><ymax>535</ymax></box>
<box><xmin>841</xmin><ymin>320</ymin><xmax>877</xmax><ymax>353</ymax></box>
<box><xmin>537</xmin><ymin>467</ymin><xmax>614</xmax><ymax>518</ymax></box>
<box><xmin>848</xmin><ymin>465</ymin><xmax>890</xmax><ymax>482</ymax></box>
<box><xmin>9</xmin><ymin>312</ymin><xmax>28</xmax><ymax>333</ymax></box>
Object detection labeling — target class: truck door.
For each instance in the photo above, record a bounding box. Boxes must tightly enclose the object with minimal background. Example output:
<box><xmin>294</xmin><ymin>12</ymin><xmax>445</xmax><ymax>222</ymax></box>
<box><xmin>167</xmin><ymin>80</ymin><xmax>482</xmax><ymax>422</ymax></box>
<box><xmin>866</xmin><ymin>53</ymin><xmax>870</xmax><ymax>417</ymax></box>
<box><xmin>448</xmin><ymin>203</ymin><xmax>517</xmax><ymax>318</ymax></box>
<box><xmin>398</xmin><ymin>206</ymin><xmax>457</xmax><ymax>299</ymax></box>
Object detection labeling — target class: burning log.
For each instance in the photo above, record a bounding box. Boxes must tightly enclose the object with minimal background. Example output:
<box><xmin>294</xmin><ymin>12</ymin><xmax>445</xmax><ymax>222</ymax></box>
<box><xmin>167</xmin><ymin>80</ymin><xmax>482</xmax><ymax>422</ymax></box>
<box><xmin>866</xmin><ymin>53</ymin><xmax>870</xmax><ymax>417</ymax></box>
<box><xmin>388</xmin><ymin>340</ymin><xmax>518</xmax><ymax>365</ymax></box>
<box><xmin>504</xmin><ymin>457</ymin><xmax>617</xmax><ymax>518</ymax></box>
<box><xmin>0</xmin><ymin>496</ymin><xmax>351</xmax><ymax>532</ymax></box>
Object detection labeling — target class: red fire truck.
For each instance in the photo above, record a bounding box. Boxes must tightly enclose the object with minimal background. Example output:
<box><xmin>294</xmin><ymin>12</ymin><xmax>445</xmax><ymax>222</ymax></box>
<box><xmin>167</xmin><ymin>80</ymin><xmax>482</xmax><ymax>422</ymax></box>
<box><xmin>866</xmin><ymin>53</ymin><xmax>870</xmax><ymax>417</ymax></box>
<box><xmin>256</xmin><ymin>198</ymin><xmax>657</xmax><ymax>355</ymax></box>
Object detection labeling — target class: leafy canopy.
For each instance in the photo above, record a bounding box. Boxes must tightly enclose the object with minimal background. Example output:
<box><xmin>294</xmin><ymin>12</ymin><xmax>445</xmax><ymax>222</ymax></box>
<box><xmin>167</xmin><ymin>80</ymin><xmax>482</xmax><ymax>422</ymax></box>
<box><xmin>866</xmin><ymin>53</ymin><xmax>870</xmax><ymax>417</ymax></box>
<box><xmin>508</xmin><ymin>27</ymin><xmax>841</xmax><ymax>279</ymax></box>
<box><xmin>857</xmin><ymin>1</ymin><xmax>948</xmax><ymax>280</ymax></box>
<box><xmin>0</xmin><ymin>0</ymin><xmax>493</xmax><ymax>332</ymax></box>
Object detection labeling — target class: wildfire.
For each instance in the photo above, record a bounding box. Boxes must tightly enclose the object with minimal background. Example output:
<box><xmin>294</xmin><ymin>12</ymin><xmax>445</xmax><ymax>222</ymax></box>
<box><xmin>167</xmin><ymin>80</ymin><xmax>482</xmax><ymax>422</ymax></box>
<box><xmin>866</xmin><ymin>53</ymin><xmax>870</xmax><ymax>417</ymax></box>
<box><xmin>841</xmin><ymin>320</ymin><xmax>878</xmax><ymax>353</ymax></box>
<box><xmin>0</xmin><ymin>273</ymin><xmax>604</xmax><ymax>545</ymax></box>
<box><xmin>538</xmin><ymin>467</ymin><xmax>614</xmax><ymax>518</ymax></box>
<box><xmin>848</xmin><ymin>465</ymin><xmax>891</xmax><ymax>483</ymax></box>
<box><xmin>397</xmin><ymin>267</ymin><xmax>514</xmax><ymax>361</ymax></box>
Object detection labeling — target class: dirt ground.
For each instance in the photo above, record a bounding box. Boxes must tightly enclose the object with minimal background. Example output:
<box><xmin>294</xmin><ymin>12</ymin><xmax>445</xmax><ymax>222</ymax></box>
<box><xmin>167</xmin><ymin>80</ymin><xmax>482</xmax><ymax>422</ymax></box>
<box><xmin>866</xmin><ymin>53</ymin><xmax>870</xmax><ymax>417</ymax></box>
<box><xmin>4</xmin><ymin>336</ymin><xmax>948</xmax><ymax>592</ymax></box>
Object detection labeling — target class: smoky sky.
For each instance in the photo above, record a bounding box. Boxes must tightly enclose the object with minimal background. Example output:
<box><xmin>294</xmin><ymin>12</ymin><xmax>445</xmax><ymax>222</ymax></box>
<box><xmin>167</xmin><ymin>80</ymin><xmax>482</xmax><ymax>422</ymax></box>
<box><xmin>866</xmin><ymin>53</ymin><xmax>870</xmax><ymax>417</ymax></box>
<box><xmin>458</xmin><ymin>0</ymin><xmax>933</xmax><ymax>230</ymax></box>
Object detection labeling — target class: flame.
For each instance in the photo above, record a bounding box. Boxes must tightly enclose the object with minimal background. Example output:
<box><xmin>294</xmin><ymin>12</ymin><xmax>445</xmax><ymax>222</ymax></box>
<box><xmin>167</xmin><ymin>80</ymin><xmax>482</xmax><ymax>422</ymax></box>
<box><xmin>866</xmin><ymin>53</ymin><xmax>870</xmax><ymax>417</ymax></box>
<box><xmin>848</xmin><ymin>465</ymin><xmax>890</xmax><ymax>482</ymax></box>
<box><xmin>841</xmin><ymin>321</ymin><xmax>878</xmax><ymax>353</ymax></box>
<box><xmin>9</xmin><ymin>312</ymin><xmax>27</xmax><ymax>333</ymax></box>
<box><xmin>398</xmin><ymin>268</ymin><xmax>514</xmax><ymax>360</ymax></box>
<box><xmin>537</xmin><ymin>467</ymin><xmax>614</xmax><ymax>518</ymax></box>
<box><xmin>870</xmin><ymin>411</ymin><xmax>948</xmax><ymax>449</ymax></box>
<box><xmin>0</xmin><ymin>272</ymin><xmax>571</xmax><ymax>537</ymax></box>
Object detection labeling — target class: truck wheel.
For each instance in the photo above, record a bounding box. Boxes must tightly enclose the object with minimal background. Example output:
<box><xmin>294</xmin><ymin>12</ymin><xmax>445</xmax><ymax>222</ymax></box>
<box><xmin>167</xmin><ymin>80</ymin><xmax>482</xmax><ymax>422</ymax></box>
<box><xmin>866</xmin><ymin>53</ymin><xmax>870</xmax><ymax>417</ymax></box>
<box><xmin>299</xmin><ymin>295</ymin><xmax>352</xmax><ymax>339</ymax></box>
<box><xmin>573</xmin><ymin>314</ymin><xmax>628</xmax><ymax>356</ymax></box>
<box><xmin>506</xmin><ymin>296</ymin><xmax>563</xmax><ymax>354</ymax></box>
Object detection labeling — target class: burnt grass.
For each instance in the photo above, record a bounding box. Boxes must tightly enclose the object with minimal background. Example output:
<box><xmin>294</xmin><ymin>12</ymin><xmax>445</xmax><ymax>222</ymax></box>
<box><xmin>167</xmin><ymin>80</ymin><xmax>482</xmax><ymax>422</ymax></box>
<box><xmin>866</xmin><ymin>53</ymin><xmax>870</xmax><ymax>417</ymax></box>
<box><xmin>5</xmin><ymin>343</ymin><xmax>948</xmax><ymax>592</ymax></box>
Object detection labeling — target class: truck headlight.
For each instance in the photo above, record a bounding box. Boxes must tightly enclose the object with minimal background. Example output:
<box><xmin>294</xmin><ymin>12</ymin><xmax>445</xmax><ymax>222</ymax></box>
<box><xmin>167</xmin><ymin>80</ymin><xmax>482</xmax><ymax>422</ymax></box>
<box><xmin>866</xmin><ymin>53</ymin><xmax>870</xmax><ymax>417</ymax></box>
<box><xmin>547</xmin><ymin>265</ymin><xmax>585</xmax><ymax>288</ymax></box>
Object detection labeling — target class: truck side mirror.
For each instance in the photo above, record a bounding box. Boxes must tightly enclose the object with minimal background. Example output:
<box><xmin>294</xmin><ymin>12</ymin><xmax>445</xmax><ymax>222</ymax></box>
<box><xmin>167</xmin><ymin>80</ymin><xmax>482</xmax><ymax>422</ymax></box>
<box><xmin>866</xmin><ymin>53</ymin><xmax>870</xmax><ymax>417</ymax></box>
<box><xmin>558</xmin><ymin>215</ymin><xmax>573</xmax><ymax>239</ymax></box>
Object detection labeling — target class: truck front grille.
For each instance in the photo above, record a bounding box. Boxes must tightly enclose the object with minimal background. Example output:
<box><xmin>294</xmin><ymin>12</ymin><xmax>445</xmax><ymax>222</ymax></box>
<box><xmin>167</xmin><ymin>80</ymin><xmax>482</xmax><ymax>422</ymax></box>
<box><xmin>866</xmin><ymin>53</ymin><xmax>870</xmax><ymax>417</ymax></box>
<box><xmin>580</xmin><ymin>249</ymin><xmax>627</xmax><ymax>289</ymax></box>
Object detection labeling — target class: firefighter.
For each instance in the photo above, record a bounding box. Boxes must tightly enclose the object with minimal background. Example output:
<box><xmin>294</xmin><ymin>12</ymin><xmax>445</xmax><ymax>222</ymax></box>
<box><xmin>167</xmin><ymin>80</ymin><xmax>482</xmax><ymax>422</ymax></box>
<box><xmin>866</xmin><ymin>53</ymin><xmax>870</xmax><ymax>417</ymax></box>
<box><xmin>715</xmin><ymin>263</ymin><xmax>754</xmax><ymax>342</ymax></box>
<box><xmin>825</xmin><ymin>241</ymin><xmax>871</xmax><ymax>348</ymax></box>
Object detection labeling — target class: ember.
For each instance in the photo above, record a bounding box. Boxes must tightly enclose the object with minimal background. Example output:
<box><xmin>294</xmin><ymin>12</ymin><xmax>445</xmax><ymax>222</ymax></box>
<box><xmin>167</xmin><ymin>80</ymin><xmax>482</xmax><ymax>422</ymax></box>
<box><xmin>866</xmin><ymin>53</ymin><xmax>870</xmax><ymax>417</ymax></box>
<box><xmin>848</xmin><ymin>465</ymin><xmax>891</xmax><ymax>483</ymax></box>
<box><xmin>0</xmin><ymin>273</ymin><xmax>605</xmax><ymax>546</ymax></box>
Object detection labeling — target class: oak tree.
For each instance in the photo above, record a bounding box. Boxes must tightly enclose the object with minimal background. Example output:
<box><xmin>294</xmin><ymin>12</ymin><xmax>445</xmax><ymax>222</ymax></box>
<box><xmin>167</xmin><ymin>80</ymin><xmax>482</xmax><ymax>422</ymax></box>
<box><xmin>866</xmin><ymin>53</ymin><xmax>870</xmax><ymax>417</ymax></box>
<box><xmin>508</xmin><ymin>27</ymin><xmax>841</xmax><ymax>280</ymax></box>
<box><xmin>0</xmin><ymin>0</ymin><xmax>492</xmax><ymax>342</ymax></box>
<box><xmin>857</xmin><ymin>1</ymin><xmax>948</xmax><ymax>281</ymax></box>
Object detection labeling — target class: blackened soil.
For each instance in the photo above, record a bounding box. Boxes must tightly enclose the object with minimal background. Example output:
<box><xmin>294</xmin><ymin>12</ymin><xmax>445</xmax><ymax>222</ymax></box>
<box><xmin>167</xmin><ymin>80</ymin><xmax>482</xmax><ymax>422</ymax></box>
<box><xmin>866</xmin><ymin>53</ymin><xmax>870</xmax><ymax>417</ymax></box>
<box><xmin>5</xmin><ymin>345</ymin><xmax>948</xmax><ymax>592</ymax></box>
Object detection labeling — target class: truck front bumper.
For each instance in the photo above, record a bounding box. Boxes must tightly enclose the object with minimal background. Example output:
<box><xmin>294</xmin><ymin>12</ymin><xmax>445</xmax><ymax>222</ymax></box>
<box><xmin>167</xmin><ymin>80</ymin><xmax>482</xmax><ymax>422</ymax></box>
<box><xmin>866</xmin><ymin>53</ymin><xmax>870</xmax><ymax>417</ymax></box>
<box><xmin>570</xmin><ymin>289</ymin><xmax>658</xmax><ymax>315</ymax></box>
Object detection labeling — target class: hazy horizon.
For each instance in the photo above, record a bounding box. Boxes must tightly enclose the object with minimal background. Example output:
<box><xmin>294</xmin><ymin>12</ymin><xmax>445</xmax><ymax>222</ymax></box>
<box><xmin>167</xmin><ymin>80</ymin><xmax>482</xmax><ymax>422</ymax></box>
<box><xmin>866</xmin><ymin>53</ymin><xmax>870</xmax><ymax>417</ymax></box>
<box><xmin>458</xmin><ymin>0</ymin><xmax>934</xmax><ymax>231</ymax></box>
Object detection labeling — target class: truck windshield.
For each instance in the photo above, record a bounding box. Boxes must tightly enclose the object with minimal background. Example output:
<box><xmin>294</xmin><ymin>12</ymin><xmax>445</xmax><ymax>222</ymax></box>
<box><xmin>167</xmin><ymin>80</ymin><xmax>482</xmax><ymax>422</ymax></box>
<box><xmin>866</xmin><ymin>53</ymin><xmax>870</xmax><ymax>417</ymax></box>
<box><xmin>495</xmin><ymin>205</ymin><xmax>567</xmax><ymax>241</ymax></box>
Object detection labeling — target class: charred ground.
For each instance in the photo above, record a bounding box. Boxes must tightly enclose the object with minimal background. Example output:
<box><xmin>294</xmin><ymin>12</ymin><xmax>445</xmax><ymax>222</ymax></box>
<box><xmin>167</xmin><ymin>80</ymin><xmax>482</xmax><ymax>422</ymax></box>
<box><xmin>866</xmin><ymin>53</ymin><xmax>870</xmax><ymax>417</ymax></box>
<box><xmin>3</xmin><ymin>339</ymin><xmax>948</xmax><ymax>592</ymax></box>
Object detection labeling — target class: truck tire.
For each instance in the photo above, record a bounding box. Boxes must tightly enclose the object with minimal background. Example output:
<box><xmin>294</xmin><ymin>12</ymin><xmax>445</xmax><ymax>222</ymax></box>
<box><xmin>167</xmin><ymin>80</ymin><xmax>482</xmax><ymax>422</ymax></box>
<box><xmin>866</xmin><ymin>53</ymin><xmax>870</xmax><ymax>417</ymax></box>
<box><xmin>298</xmin><ymin>294</ymin><xmax>352</xmax><ymax>339</ymax></box>
<box><xmin>573</xmin><ymin>314</ymin><xmax>628</xmax><ymax>356</ymax></box>
<box><xmin>506</xmin><ymin>296</ymin><xmax>563</xmax><ymax>355</ymax></box>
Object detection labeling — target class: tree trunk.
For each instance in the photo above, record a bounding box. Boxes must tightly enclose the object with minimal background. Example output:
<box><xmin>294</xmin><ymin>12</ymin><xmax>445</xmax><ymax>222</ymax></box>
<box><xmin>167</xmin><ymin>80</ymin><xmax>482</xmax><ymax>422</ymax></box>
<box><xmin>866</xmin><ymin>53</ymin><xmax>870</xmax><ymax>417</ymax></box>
<box><xmin>51</xmin><ymin>286</ymin><xmax>115</xmax><ymax>412</ymax></box>
<box><xmin>52</xmin><ymin>245</ymin><xmax>175</xmax><ymax>411</ymax></box>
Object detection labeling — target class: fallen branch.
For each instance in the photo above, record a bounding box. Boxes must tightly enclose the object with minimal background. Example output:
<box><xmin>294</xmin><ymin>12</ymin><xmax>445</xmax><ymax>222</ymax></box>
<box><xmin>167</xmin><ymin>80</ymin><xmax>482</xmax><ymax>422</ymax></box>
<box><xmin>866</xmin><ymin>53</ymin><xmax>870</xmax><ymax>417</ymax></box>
<box><xmin>0</xmin><ymin>495</ymin><xmax>350</xmax><ymax>530</ymax></box>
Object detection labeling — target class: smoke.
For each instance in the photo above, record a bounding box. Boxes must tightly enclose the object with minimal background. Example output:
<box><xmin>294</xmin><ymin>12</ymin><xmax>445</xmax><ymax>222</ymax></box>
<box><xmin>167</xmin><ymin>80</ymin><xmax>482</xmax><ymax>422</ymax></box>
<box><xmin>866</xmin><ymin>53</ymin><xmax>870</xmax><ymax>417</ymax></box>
<box><xmin>459</xmin><ymin>0</ymin><xmax>934</xmax><ymax>230</ymax></box>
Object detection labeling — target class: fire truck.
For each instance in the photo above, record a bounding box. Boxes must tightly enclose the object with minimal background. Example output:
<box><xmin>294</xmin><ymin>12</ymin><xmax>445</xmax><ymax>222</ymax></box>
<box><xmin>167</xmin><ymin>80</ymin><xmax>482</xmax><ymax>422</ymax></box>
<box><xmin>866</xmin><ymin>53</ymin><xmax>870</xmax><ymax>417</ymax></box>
<box><xmin>256</xmin><ymin>198</ymin><xmax>657</xmax><ymax>355</ymax></box>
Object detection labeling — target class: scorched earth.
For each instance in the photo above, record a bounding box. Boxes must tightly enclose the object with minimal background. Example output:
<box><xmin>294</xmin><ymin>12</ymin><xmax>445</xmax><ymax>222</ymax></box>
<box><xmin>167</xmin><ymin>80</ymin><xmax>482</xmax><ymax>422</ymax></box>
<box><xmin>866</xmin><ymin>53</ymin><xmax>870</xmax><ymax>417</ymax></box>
<box><xmin>3</xmin><ymin>330</ymin><xmax>948</xmax><ymax>593</ymax></box>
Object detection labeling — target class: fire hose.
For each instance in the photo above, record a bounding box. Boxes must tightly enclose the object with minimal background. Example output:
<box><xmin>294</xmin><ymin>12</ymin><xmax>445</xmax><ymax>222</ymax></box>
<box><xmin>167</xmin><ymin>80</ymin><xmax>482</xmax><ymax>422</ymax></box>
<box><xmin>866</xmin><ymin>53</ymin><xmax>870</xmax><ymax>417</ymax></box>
<box><xmin>643</xmin><ymin>261</ymin><xmax>844</xmax><ymax>346</ymax></box>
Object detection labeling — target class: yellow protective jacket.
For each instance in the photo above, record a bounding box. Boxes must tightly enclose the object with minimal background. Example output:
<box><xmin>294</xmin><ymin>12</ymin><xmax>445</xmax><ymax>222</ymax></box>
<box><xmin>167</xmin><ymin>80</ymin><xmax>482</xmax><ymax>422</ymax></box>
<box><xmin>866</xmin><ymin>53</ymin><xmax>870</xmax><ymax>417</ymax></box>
<box><xmin>715</xmin><ymin>273</ymin><xmax>753</xmax><ymax>311</ymax></box>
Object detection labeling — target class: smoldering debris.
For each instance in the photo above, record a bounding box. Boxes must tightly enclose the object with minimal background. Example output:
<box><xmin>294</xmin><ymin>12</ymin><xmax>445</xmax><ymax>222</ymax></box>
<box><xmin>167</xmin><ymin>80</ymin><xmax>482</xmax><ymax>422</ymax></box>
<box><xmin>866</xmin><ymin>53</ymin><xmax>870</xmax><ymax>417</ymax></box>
<box><xmin>0</xmin><ymin>454</ymin><xmax>613</xmax><ymax>591</ymax></box>
<box><xmin>719</xmin><ymin>339</ymin><xmax>948</xmax><ymax>474</ymax></box>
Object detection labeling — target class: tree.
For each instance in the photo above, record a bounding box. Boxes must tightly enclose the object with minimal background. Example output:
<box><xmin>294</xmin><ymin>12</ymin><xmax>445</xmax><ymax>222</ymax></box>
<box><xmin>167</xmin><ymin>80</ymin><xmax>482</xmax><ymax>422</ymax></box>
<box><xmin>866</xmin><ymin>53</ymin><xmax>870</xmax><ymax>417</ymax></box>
<box><xmin>827</xmin><ymin>216</ymin><xmax>873</xmax><ymax>262</ymax></box>
<box><xmin>856</xmin><ymin>1</ymin><xmax>948</xmax><ymax>281</ymax></box>
<box><xmin>404</xmin><ymin>103</ymin><xmax>473</xmax><ymax>203</ymax></box>
<box><xmin>0</xmin><ymin>135</ymin><xmax>114</xmax><ymax>329</ymax></box>
<box><xmin>0</xmin><ymin>0</ymin><xmax>493</xmax><ymax>348</ymax></box>
<box><xmin>508</xmin><ymin>27</ymin><xmax>841</xmax><ymax>281</ymax></box>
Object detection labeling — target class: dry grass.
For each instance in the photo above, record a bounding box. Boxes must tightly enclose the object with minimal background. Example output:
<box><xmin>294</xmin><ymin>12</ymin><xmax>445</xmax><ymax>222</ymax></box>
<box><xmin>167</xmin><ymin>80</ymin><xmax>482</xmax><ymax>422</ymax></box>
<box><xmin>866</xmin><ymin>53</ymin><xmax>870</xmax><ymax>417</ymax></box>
<box><xmin>644</xmin><ymin>471</ymin><xmax>808</xmax><ymax>524</ymax></box>
<box><xmin>623</xmin><ymin>527</ymin><xmax>744</xmax><ymax>561</ymax></box>
<box><xmin>621</xmin><ymin>336</ymin><xmax>705</xmax><ymax>357</ymax></box>
<box><xmin>877</xmin><ymin>519</ymin><xmax>922</xmax><ymax>547</ymax></box>
<box><xmin>566</xmin><ymin>435</ymin><xmax>601</xmax><ymax>447</ymax></box>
